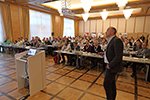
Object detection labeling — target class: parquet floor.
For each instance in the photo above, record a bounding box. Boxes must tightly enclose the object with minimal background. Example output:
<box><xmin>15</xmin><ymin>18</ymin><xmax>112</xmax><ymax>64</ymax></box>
<box><xmin>0</xmin><ymin>53</ymin><xmax>150</xmax><ymax>100</ymax></box>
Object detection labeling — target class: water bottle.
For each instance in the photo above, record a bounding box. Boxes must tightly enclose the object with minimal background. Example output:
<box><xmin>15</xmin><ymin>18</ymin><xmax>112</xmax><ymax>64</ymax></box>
<box><xmin>74</xmin><ymin>48</ymin><xmax>76</xmax><ymax>53</ymax></box>
<box><xmin>129</xmin><ymin>54</ymin><xmax>132</xmax><ymax>59</ymax></box>
<box><xmin>143</xmin><ymin>53</ymin><xmax>145</xmax><ymax>61</ymax></box>
<box><xmin>80</xmin><ymin>49</ymin><xmax>81</xmax><ymax>54</ymax></box>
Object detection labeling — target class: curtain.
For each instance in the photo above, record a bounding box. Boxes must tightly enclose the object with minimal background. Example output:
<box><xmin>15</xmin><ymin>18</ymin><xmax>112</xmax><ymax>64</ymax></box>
<box><xmin>60</xmin><ymin>16</ymin><xmax>64</xmax><ymax>38</ymax></box>
<box><xmin>63</xmin><ymin>18</ymin><xmax>75</xmax><ymax>37</ymax></box>
<box><xmin>51</xmin><ymin>15</ymin><xmax>55</xmax><ymax>39</ymax></box>
<box><xmin>51</xmin><ymin>15</ymin><xmax>55</xmax><ymax>33</ymax></box>
<box><xmin>0</xmin><ymin>3</ymin><xmax>13</xmax><ymax>42</ymax></box>
<box><xmin>22</xmin><ymin>7</ymin><xmax>29</xmax><ymax>39</ymax></box>
<box><xmin>74</xmin><ymin>20</ymin><xmax>79</xmax><ymax>37</ymax></box>
<box><xmin>29</xmin><ymin>10</ymin><xmax>52</xmax><ymax>39</ymax></box>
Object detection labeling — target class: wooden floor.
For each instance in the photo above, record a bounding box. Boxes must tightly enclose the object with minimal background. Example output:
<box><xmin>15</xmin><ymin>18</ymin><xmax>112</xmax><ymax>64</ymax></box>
<box><xmin>0</xmin><ymin>53</ymin><xmax>150</xmax><ymax>100</ymax></box>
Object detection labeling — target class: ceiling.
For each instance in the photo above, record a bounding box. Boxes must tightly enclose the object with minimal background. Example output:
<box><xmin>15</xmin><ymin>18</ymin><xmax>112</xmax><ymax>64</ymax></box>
<box><xmin>2</xmin><ymin>0</ymin><xmax>150</xmax><ymax>20</ymax></box>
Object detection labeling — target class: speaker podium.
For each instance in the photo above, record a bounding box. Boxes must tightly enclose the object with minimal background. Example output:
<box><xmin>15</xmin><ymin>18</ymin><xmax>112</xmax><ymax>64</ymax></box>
<box><xmin>15</xmin><ymin>50</ymin><xmax>46</xmax><ymax>96</ymax></box>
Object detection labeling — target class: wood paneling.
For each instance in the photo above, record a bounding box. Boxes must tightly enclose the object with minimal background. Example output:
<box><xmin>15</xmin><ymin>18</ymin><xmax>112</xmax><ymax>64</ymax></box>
<box><xmin>97</xmin><ymin>19</ymin><xmax>102</xmax><ymax>33</ymax></box>
<box><xmin>126</xmin><ymin>17</ymin><xmax>135</xmax><ymax>33</ymax></box>
<box><xmin>91</xmin><ymin>20</ymin><xmax>96</xmax><ymax>32</ymax></box>
<box><xmin>10</xmin><ymin>4</ymin><xmax>21</xmax><ymax>41</ymax></box>
<box><xmin>148</xmin><ymin>34</ymin><xmax>150</xmax><ymax>49</ymax></box>
<box><xmin>145</xmin><ymin>16</ymin><xmax>150</xmax><ymax>33</ymax></box>
<box><xmin>110</xmin><ymin>18</ymin><xmax>117</xmax><ymax>29</ymax></box>
<box><xmin>135</xmin><ymin>17</ymin><xmax>145</xmax><ymax>33</ymax></box>
<box><xmin>103</xmin><ymin>19</ymin><xmax>110</xmax><ymax>33</ymax></box>
<box><xmin>54</xmin><ymin>16</ymin><xmax>61</xmax><ymax>38</ymax></box>
<box><xmin>128</xmin><ymin>33</ymin><xmax>138</xmax><ymax>39</ymax></box>
<box><xmin>79</xmin><ymin>16</ymin><xmax>150</xmax><ymax>43</ymax></box>
<box><xmin>79</xmin><ymin>21</ymin><xmax>83</xmax><ymax>36</ymax></box>
<box><xmin>118</xmin><ymin>18</ymin><xmax>126</xmax><ymax>33</ymax></box>
<box><xmin>85</xmin><ymin>20</ymin><xmax>89</xmax><ymax>32</ymax></box>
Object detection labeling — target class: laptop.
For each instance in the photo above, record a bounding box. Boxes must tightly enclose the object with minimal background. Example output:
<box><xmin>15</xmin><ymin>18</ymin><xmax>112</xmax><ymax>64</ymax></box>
<box><xmin>20</xmin><ymin>49</ymin><xmax>37</xmax><ymax>60</ymax></box>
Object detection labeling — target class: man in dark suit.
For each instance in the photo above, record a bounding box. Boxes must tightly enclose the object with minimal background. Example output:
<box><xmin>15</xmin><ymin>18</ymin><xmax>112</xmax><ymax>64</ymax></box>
<box><xmin>103</xmin><ymin>27</ymin><xmax>123</xmax><ymax>100</ymax></box>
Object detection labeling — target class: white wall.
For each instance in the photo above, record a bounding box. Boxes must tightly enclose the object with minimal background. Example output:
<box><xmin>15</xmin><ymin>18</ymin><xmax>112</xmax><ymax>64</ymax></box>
<box><xmin>79</xmin><ymin>16</ymin><xmax>150</xmax><ymax>35</ymax></box>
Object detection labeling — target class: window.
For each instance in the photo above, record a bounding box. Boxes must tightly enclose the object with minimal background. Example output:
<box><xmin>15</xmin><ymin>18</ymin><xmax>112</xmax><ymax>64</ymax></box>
<box><xmin>63</xmin><ymin>18</ymin><xmax>75</xmax><ymax>37</ymax></box>
<box><xmin>0</xmin><ymin>8</ymin><xmax>5</xmax><ymax>43</ymax></box>
<box><xmin>29</xmin><ymin>10</ymin><xmax>52</xmax><ymax>39</ymax></box>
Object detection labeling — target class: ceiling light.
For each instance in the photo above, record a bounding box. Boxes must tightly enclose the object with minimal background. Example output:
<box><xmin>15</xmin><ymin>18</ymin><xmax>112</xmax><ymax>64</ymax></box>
<box><xmin>123</xmin><ymin>9</ymin><xmax>133</xmax><ymax>19</ymax></box>
<box><xmin>81</xmin><ymin>0</ymin><xmax>93</xmax><ymax>13</ymax></box>
<box><xmin>100</xmin><ymin>9</ymin><xmax>109</xmax><ymax>20</ymax></box>
<box><xmin>82</xmin><ymin>13</ymin><xmax>89</xmax><ymax>22</ymax></box>
<box><xmin>117</xmin><ymin>0</ymin><xmax>128</xmax><ymax>10</ymax></box>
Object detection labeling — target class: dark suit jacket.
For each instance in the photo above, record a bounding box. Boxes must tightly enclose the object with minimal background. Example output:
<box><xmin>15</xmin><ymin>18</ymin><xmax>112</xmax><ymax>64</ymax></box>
<box><xmin>106</xmin><ymin>36</ymin><xmax>123</xmax><ymax>73</ymax></box>
<box><xmin>83</xmin><ymin>45</ymin><xmax>92</xmax><ymax>52</ymax></box>
<box><xmin>71</xmin><ymin>45</ymin><xmax>80</xmax><ymax>51</ymax></box>
<box><xmin>91</xmin><ymin>45</ymin><xmax>102</xmax><ymax>53</ymax></box>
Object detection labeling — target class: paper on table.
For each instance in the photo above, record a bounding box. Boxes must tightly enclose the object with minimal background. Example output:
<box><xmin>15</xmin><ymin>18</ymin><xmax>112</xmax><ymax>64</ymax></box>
<box><xmin>145</xmin><ymin>58</ymin><xmax>149</xmax><ymax>60</ymax></box>
<box><xmin>133</xmin><ymin>57</ymin><xmax>139</xmax><ymax>59</ymax></box>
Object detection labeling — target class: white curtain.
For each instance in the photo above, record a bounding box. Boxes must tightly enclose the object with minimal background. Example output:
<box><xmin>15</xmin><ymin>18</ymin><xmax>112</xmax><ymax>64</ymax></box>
<box><xmin>0</xmin><ymin>7</ymin><xmax>6</xmax><ymax>43</ymax></box>
<box><xmin>63</xmin><ymin>18</ymin><xmax>75</xmax><ymax>37</ymax></box>
<box><xmin>29</xmin><ymin>10</ymin><xmax>52</xmax><ymax>40</ymax></box>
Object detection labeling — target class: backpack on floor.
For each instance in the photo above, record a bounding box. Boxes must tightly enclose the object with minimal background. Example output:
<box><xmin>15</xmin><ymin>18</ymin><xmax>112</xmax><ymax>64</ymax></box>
<box><xmin>53</xmin><ymin>55</ymin><xmax>61</xmax><ymax>63</ymax></box>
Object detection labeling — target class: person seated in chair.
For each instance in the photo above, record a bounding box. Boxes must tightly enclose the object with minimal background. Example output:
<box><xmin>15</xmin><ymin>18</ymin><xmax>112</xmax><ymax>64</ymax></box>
<box><xmin>23</xmin><ymin>38</ymin><xmax>30</xmax><ymax>46</ymax></box>
<box><xmin>3</xmin><ymin>37</ymin><xmax>10</xmax><ymax>45</ymax></box>
<box><xmin>100</xmin><ymin>38</ymin><xmax>107</xmax><ymax>51</ymax></box>
<box><xmin>69</xmin><ymin>42</ymin><xmax>80</xmax><ymax>66</ymax></box>
<box><xmin>131</xmin><ymin>42</ymin><xmax>150</xmax><ymax>77</ymax></box>
<box><xmin>61</xmin><ymin>40</ymin><xmax>71</xmax><ymax>64</ymax></box>
<box><xmin>81</xmin><ymin>40</ymin><xmax>92</xmax><ymax>68</ymax></box>
<box><xmin>133</xmin><ymin>40</ymin><xmax>142</xmax><ymax>51</ymax></box>
<box><xmin>45</xmin><ymin>38</ymin><xmax>51</xmax><ymax>45</ymax></box>
<box><xmin>90</xmin><ymin>40</ymin><xmax>103</xmax><ymax>68</ymax></box>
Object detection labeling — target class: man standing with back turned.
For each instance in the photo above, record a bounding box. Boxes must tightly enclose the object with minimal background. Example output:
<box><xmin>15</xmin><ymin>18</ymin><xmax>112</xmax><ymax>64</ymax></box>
<box><xmin>103</xmin><ymin>27</ymin><xmax>123</xmax><ymax>100</ymax></box>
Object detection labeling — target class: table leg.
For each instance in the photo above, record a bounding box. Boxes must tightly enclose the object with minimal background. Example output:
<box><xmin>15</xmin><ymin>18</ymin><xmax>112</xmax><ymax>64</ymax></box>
<box><xmin>76</xmin><ymin>55</ymin><xmax>79</xmax><ymax>69</ymax></box>
<box><xmin>145</xmin><ymin>65</ymin><xmax>149</xmax><ymax>84</ymax></box>
<box><xmin>80</xmin><ymin>56</ymin><xmax>82</xmax><ymax>69</ymax></box>
<box><xmin>57</xmin><ymin>52</ymin><xmax>60</xmax><ymax>64</ymax></box>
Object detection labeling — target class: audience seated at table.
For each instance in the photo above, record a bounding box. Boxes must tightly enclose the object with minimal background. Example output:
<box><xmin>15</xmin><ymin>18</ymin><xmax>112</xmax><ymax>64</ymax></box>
<box><xmin>49</xmin><ymin>37</ymin><xmax>53</xmax><ymax>43</ymax></box>
<box><xmin>78</xmin><ymin>39</ymin><xmax>84</xmax><ymax>49</ymax></box>
<box><xmin>140</xmin><ymin>35</ymin><xmax>145</xmax><ymax>42</ymax></box>
<box><xmin>133</xmin><ymin>40</ymin><xmax>142</xmax><ymax>51</ymax></box>
<box><xmin>45</xmin><ymin>38</ymin><xmax>51</xmax><ymax>45</ymax></box>
<box><xmin>23</xmin><ymin>38</ymin><xmax>30</xmax><ymax>46</ymax></box>
<box><xmin>100</xmin><ymin>38</ymin><xmax>107</xmax><ymax>51</ymax></box>
<box><xmin>130</xmin><ymin>42</ymin><xmax>150</xmax><ymax>77</ymax></box>
<box><xmin>35</xmin><ymin>40</ymin><xmax>41</xmax><ymax>47</ymax></box>
<box><xmin>130</xmin><ymin>37</ymin><xmax>134</xmax><ymax>44</ymax></box>
<box><xmin>81</xmin><ymin>40</ymin><xmax>92</xmax><ymax>68</ymax></box>
<box><xmin>90</xmin><ymin>40</ymin><xmax>102</xmax><ymax>68</ymax></box>
<box><xmin>15</xmin><ymin>38</ymin><xmax>23</xmax><ymax>46</ymax></box>
<box><xmin>58</xmin><ymin>39</ymin><xmax>65</xmax><ymax>49</ymax></box>
<box><xmin>3</xmin><ymin>37</ymin><xmax>10</xmax><ymax>45</ymax></box>
<box><xmin>60</xmin><ymin>40</ymin><xmax>71</xmax><ymax>64</ymax></box>
<box><xmin>30</xmin><ymin>37</ymin><xmax>35</xmax><ymax>43</ymax></box>
<box><xmin>69</xmin><ymin>42</ymin><xmax>80</xmax><ymax>66</ymax></box>
<box><xmin>52</xmin><ymin>38</ymin><xmax>59</xmax><ymax>47</ymax></box>
<box><xmin>124</xmin><ymin>39</ymin><xmax>130</xmax><ymax>51</ymax></box>
<box><xmin>20</xmin><ymin>37</ymin><xmax>24</xmax><ymax>42</ymax></box>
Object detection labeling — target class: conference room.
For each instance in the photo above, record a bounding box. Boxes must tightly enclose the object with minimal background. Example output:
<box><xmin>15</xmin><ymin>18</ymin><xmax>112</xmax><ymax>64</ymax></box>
<box><xmin>0</xmin><ymin>0</ymin><xmax>150</xmax><ymax>100</ymax></box>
